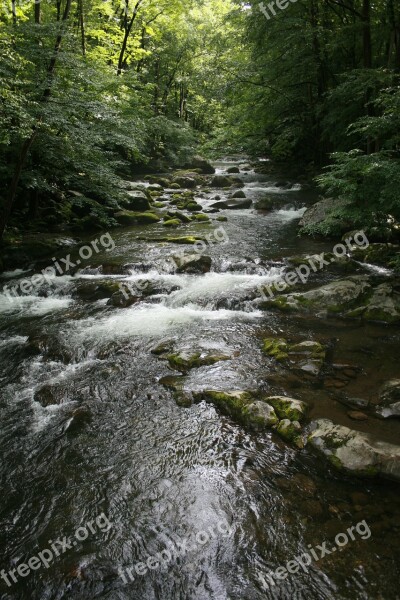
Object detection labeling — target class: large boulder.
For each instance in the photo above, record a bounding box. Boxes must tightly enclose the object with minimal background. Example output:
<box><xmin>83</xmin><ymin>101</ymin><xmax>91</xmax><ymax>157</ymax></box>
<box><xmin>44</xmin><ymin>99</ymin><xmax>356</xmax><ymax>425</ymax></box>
<box><xmin>173</xmin><ymin>254</ymin><xmax>212</xmax><ymax>274</ymax></box>
<box><xmin>307</xmin><ymin>418</ymin><xmax>400</xmax><ymax>481</ymax></box>
<box><xmin>124</xmin><ymin>190</ymin><xmax>151</xmax><ymax>211</ymax></box>
<box><xmin>299</xmin><ymin>197</ymin><xmax>350</xmax><ymax>233</ymax></box>
<box><xmin>225</xmin><ymin>199</ymin><xmax>252</xmax><ymax>210</ymax></box>
<box><xmin>231</xmin><ymin>190</ymin><xmax>246</xmax><ymax>199</ymax></box>
<box><xmin>375</xmin><ymin>380</ymin><xmax>400</xmax><ymax>418</ymax></box>
<box><xmin>227</xmin><ymin>166</ymin><xmax>240</xmax><ymax>174</ymax></box>
<box><xmin>211</xmin><ymin>175</ymin><xmax>234</xmax><ymax>188</ymax></box>
<box><xmin>187</xmin><ymin>156</ymin><xmax>215</xmax><ymax>174</ymax></box>
<box><xmin>173</xmin><ymin>176</ymin><xmax>197</xmax><ymax>189</ymax></box>
<box><xmin>262</xmin><ymin>275</ymin><xmax>400</xmax><ymax>324</ymax></box>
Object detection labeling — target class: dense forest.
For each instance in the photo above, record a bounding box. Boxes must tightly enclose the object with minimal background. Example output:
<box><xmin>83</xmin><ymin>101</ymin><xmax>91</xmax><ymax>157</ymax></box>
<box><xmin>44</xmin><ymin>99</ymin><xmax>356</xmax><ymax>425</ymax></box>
<box><xmin>1</xmin><ymin>0</ymin><xmax>400</xmax><ymax>243</ymax></box>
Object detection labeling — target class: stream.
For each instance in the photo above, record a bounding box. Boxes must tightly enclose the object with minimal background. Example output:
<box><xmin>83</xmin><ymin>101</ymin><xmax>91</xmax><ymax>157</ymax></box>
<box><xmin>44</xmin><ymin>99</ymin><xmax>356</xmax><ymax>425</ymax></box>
<box><xmin>0</xmin><ymin>157</ymin><xmax>399</xmax><ymax>600</ymax></box>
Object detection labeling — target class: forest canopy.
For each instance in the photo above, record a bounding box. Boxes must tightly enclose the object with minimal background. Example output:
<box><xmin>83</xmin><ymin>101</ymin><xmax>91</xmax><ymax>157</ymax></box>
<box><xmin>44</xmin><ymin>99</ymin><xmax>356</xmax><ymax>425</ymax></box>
<box><xmin>0</xmin><ymin>0</ymin><xmax>399</xmax><ymax>239</ymax></box>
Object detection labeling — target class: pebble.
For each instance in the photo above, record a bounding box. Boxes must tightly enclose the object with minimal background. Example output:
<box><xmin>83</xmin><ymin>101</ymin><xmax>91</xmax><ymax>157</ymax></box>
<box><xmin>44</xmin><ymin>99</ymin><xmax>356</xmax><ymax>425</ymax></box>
<box><xmin>347</xmin><ymin>410</ymin><xmax>369</xmax><ymax>421</ymax></box>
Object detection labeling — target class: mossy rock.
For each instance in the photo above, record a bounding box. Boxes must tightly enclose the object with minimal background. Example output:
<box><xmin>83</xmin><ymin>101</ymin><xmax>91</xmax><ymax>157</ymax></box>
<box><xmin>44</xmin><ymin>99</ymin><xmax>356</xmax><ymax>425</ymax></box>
<box><xmin>163</xmin><ymin>219</ymin><xmax>182</xmax><ymax>228</ymax></box>
<box><xmin>216</xmin><ymin>216</ymin><xmax>228</xmax><ymax>222</ymax></box>
<box><xmin>169</xmin><ymin>183</ymin><xmax>181</xmax><ymax>190</ymax></box>
<box><xmin>139</xmin><ymin>236</ymin><xmax>207</xmax><ymax>245</ymax></box>
<box><xmin>243</xmin><ymin>401</ymin><xmax>279</xmax><ymax>429</ymax></box>
<box><xmin>193</xmin><ymin>214</ymin><xmax>210</xmax><ymax>222</ymax></box>
<box><xmin>153</xmin><ymin>202</ymin><xmax>166</xmax><ymax>208</ymax></box>
<box><xmin>114</xmin><ymin>210</ymin><xmax>160</xmax><ymax>225</ymax></box>
<box><xmin>262</xmin><ymin>337</ymin><xmax>289</xmax><ymax>361</ymax></box>
<box><xmin>186</xmin><ymin>202</ymin><xmax>203</xmax><ymax>212</ymax></box>
<box><xmin>276</xmin><ymin>419</ymin><xmax>303</xmax><ymax>447</ymax></box>
<box><xmin>166</xmin><ymin>351</ymin><xmax>230</xmax><ymax>372</ymax></box>
<box><xmin>266</xmin><ymin>396</ymin><xmax>308</xmax><ymax>422</ymax></box>
<box><xmin>193</xmin><ymin>390</ymin><xmax>254</xmax><ymax>421</ymax></box>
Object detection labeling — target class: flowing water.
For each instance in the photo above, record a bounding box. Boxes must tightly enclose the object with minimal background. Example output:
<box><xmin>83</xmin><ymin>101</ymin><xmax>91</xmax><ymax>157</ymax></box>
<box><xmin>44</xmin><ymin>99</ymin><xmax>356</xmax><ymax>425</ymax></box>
<box><xmin>1</xmin><ymin>158</ymin><xmax>399</xmax><ymax>600</ymax></box>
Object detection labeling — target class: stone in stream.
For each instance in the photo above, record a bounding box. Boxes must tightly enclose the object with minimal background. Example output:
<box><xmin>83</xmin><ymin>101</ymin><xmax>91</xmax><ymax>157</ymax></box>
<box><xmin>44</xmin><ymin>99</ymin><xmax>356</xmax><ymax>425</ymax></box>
<box><xmin>211</xmin><ymin>175</ymin><xmax>234</xmax><ymax>188</ymax></box>
<box><xmin>34</xmin><ymin>383</ymin><xmax>70</xmax><ymax>406</ymax></box>
<box><xmin>227</xmin><ymin>166</ymin><xmax>240</xmax><ymax>174</ymax></box>
<box><xmin>298</xmin><ymin>197</ymin><xmax>351</xmax><ymax>233</ymax></box>
<box><xmin>262</xmin><ymin>275</ymin><xmax>400</xmax><ymax>324</ymax></box>
<box><xmin>173</xmin><ymin>254</ymin><xmax>212</xmax><ymax>274</ymax></box>
<box><xmin>231</xmin><ymin>190</ymin><xmax>246</xmax><ymax>199</ymax></box>
<box><xmin>347</xmin><ymin>410</ymin><xmax>369</xmax><ymax>421</ymax></box>
<box><xmin>225</xmin><ymin>199</ymin><xmax>252</xmax><ymax>209</ymax></box>
<box><xmin>186</xmin><ymin>156</ymin><xmax>215</xmax><ymax>174</ymax></box>
<box><xmin>375</xmin><ymin>379</ymin><xmax>400</xmax><ymax>418</ymax></box>
<box><xmin>307</xmin><ymin>418</ymin><xmax>400</xmax><ymax>482</ymax></box>
<box><xmin>166</xmin><ymin>350</ymin><xmax>232</xmax><ymax>372</ymax></box>
<box><xmin>172</xmin><ymin>176</ymin><xmax>197</xmax><ymax>189</ymax></box>
<box><xmin>123</xmin><ymin>190</ymin><xmax>151</xmax><ymax>211</ymax></box>
<box><xmin>137</xmin><ymin>235</ymin><xmax>207</xmax><ymax>245</ymax></box>
<box><xmin>114</xmin><ymin>210</ymin><xmax>160</xmax><ymax>225</ymax></box>
<box><xmin>262</xmin><ymin>337</ymin><xmax>326</xmax><ymax>378</ymax></box>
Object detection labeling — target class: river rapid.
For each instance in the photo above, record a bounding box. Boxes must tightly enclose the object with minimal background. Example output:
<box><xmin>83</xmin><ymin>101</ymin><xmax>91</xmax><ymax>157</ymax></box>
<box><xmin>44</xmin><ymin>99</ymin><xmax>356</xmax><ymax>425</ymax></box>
<box><xmin>0</xmin><ymin>158</ymin><xmax>399</xmax><ymax>600</ymax></box>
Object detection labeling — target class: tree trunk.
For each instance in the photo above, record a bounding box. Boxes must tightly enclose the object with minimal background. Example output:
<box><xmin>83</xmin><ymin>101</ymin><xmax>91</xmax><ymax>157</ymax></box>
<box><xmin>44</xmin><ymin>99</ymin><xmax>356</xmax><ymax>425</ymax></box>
<box><xmin>117</xmin><ymin>0</ymin><xmax>142</xmax><ymax>75</ymax></box>
<box><xmin>34</xmin><ymin>0</ymin><xmax>41</xmax><ymax>24</ymax></box>
<box><xmin>0</xmin><ymin>0</ymin><xmax>73</xmax><ymax>241</ymax></box>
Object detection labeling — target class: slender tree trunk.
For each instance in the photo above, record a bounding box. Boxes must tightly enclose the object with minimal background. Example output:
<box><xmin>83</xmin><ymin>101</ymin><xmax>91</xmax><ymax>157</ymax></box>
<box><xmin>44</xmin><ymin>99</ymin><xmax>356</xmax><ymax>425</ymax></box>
<box><xmin>34</xmin><ymin>0</ymin><xmax>41</xmax><ymax>24</ymax></box>
<box><xmin>0</xmin><ymin>0</ymin><xmax>73</xmax><ymax>241</ymax></box>
<box><xmin>362</xmin><ymin>0</ymin><xmax>372</xmax><ymax>68</ymax></box>
<box><xmin>117</xmin><ymin>0</ymin><xmax>142</xmax><ymax>75</ymax></box>
<box><xmin>78</xmin><ymin>0</ymin><xmax>86</xmax><ymax>56</ymax></box>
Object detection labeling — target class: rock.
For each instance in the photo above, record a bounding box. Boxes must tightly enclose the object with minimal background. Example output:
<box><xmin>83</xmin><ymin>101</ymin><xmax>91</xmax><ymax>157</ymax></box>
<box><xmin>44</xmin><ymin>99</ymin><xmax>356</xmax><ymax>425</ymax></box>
<box><xmin>151</xmin><ymin>341</ymin><xmax>175</xmax><ymax>355</ymax></box>
<box><xmin>166</xmin><ymin>211</ymin><xmax>192</xmax><ymax>223</ymax></box>
<box><xmin>186</xmin><ymin>202</ymin><xmax>203</xmax><ymax>212</ymax></box>
<box><xmin>211</xmin><ymin>175</ymin><xmax>233</xmax><ymax>188</ymax></box>
<box><xmin>266</xmin><ymin>396</ymin><xmax>308</xmax><ymax>422</ymax></box>
<box><xmin>254</xmin><ymin>196</ymin><xmax>276</xmax><ymax>211</ymax></box>
<box><xmin>227</xmin><ymin>166</ymin><xmax>240</xmax><ymax>174</ymax></box>
<box><xmin>169</xmin><ymin>182</ymin><xmax>181</xmax><ymax>189</ymax></box>
<box><xmin>124</xmin><ymin>190</ymin><xmax>151</xmax><ymax>211</ymax></box>
<box><xmin>107</xmin><ymin>291</ymin><xmax>141</xmax><ymax>308</ymax></box>
<box><xmin>225</xmin><ymin>199</ymin><xmax>252</xmax><ymax>210</ymax></box>
<box><xmin>74</xmin><ymin>280</ymin><xmax>121</xmax><ymax>301</ymax></box>
<box><xmin>263</xmin><ymin>337</ymin><xmax>326</xmax><ymax>377</ymax></box>
<box><xmin>173</xmin><ymin>176</ymin><xmax>197</xmax><ymax>189</ymax></box>
<box><xmin>299</xmin><ymin>197</ymin><xmax>350</xmax><ymax>233</ymax></box>
<box><xmin>263</xmin><ymin>337</ymin><xmax>288</xmax><ymax>361</ymax></box>
<box><xmin>375</xmin><ymin>379</ymin><xmax>400</xmax><ymax>418</ymax></box>
<box><xmin>187</xmin><ymin>156</ymin><xmax>215</xmax><ymax>174</ymax></box>
<box><xmin>210</xmin><ymin>201</ymin><xmax>229</xmax><ymax>209</ymax></box>
<box><xmin>307</xmin><ymin>418</ymin><xmax>400</xmax><ymax>481</ymax></box>
<box><xmin>34</xmin><ymin>383</ymin><xmax>68</xmax><ymax>406</ymax></box>
<box><xmin>192</xmin><ymin>390</ymin><xmax>278</xmax><ymax>430</ymax></box>
<box><xmin>139</xmin><ymin>236</ymin><xmax>207</xmax><ymax>245</ymax></box>
<box><xmin>263</xmin><ymin>275</ymin><xmax>371</xmax><ymax>315</ymax></box>
<box><xmin>64</xmin><ymin>406</ymin><xmax>92</xmax><ymax>434</ymax></box>
<box><xmin>166</xmin><ymin>350</ymin><xmax>231</xmax><ymax>372</ymax></box>
<box><xmin>350</xmin><ymin>243</ymin><xmax>400</xmax><ymax>267</ymax></box>
<box><xmin>240</xmin><ymin>164</ymin><xmax>252</xmax><ymax>171</ymax></box>
<box><xmin>276</xmin><ymin>419</ymin><xmax>303</xmax><ymax>446</ymax></box>
<box><xmin>193</xmin><ymin>213</ymin><xmax>210</xmax><ymax>222</ymax></box>
<box><xmin>244</xmin><ymin>401</ymin><xmax>279</xmax><ymax>429</ymax></box>
<box><xmin>147</xmin><ymin>184</ymin><xmax>163</xmax><ymax>192</ymax></box>
<box><xmin>231</xmin><ymin>190</ymin><xmax>246</xmax><ymax>199</ymax></box>
<box><xmin>347</xmin><ymin>411</ymin><xmax>369</xmax><ymax>421</ymax></box>
<box><xmin>173</xmin><ymin>254</ymin><xmax>212</xmax><ymax>274</ymax></box>
<box><xmin>114</xmin><ymin>211</ymin><xmax>160</xmax><ymax>226</ymax></box>
<box><xmin>216</xmin><ymin>216</ymin><xmax>228</xmax><ymax>222</ymax></box>
<box><xmin>163</xmin><ymin>219</ymin><xmax>181</xmax><ymax>228</ymax></box>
